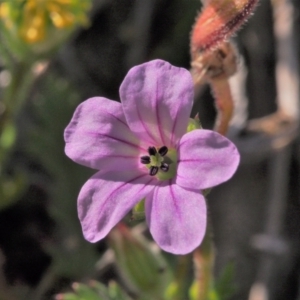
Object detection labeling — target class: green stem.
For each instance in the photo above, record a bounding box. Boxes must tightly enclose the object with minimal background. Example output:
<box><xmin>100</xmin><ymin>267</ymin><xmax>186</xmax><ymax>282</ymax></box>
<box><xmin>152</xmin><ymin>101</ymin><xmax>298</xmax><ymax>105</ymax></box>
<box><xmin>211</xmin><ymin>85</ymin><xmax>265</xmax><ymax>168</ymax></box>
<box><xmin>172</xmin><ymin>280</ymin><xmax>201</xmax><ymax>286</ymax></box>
<box><xmin>190</xmin><ymin>221</ymin><xmax>215</xmax><ymax>300</ymax></box>
<box><xmin>0</xmin><ymin>61</ymin><xmax>34</xmax><ymax>167</ymax></box>
<box><xmin>165</xmin><ymin>254</ymin><xmax>193</xmax><ymax>300</ymax></box>
<box><xmin>3</xmin><ymin>61</ymin><xmax>32</xmax><ymax>114</ymax></box>
<box><xmin>0</xmin><ymin>41</ymin><xmax>14</xmax><ymax>70</ymax></box>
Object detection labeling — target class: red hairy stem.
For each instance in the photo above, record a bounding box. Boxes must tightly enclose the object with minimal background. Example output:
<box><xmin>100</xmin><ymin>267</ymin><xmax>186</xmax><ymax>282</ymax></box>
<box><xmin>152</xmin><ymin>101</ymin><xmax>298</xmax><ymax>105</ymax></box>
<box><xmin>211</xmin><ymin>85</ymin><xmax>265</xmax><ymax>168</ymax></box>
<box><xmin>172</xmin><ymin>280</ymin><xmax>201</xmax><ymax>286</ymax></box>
<box><xmin>190</xmin><ymin>0</ymin><xmax>260</xmax><ymax>135</ymax></box>
<box><xmin>211</xmin><ymin>78</ymin><xmax>234</xmax><ymax>135</ymax></box>
<box><xmin>191</xmin><ymin>42</ymin><xmax>237</xmax><ymax>136</ymax></box>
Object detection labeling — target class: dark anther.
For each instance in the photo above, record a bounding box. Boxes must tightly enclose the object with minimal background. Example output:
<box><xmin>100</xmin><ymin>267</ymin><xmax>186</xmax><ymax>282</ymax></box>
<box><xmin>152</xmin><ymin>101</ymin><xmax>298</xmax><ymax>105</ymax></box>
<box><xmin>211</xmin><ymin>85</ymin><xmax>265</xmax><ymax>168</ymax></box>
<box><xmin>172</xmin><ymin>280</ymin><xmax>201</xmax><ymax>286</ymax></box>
<box><xmin>158</xmin><ymin>146</ymin><xmax>168</xmax><ymax>156</ymax></box>
<box><xmin>140</xmin><ymin>156</ymin><xmax>150</xmax><ymax>164</ymax></box>
<box><xmin>160</xmin><ymin>163</ymin><xmax>169</xmax><ymax>172</ymax></box>
<box><xmin>149</xmin><ymin>166</ymin><xmax>159</xmax><ymax>176</ymax></box>
<box><xmin>148</xmin><ymin>146</ymin><xmax>157</xmax><ymax>156</ymax></box>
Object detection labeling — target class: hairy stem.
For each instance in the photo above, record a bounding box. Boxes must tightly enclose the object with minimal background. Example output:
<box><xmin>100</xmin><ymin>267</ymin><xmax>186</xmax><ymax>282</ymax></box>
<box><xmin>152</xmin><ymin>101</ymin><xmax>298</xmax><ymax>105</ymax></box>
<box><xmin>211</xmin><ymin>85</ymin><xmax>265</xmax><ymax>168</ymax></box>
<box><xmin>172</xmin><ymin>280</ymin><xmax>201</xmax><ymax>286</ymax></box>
<box><xmin>211</xmin><ymin>77</ymin><xmax>234</xmax><ymax>135</ymax></box>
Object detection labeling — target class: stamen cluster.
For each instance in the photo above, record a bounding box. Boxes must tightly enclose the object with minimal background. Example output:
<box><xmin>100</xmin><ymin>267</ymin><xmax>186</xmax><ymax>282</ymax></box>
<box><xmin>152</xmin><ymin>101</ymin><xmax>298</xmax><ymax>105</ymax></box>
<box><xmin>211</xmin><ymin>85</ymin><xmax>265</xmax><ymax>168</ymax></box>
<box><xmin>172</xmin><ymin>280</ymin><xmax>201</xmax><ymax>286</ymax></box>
<box><xmin>140</xmin><ymin>146</ymin><xmax>169</xmax><ymax>176</ymax></box>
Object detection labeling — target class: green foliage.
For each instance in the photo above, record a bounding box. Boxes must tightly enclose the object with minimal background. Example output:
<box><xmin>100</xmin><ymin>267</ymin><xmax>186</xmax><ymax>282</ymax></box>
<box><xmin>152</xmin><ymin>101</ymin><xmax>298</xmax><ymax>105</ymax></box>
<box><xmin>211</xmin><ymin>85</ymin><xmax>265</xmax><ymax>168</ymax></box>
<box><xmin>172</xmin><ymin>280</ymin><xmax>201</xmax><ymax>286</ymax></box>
<box><xmin>25</xmin><ymin>72</ymin><xmax>98</xmax><ymax>278</ymax></box>
<box><xmin>109</xmin><ymin>225</ymin><xmax>171</xmax><ymax>300</ymax></box>
<box><xmin>56</xmin><ymin>281</ymin><xmax>132</xmax><ymax>300</ymax></box>
<box><xmin>214</xmin><ymin>263</ymin><xmax>236</xmax><ymax>300</ymax></box>
<box><xmin>189</xmin><ymin>262</ymin><xmax>236</xmax><ymax>300</ymax></box>
<box><xmin>0</xmin><ymin>171</ymin><xmax>26</xmax><ymax>210</ymax></box>
<box><xmin>164</xmin><ymin>255</ymin><xmax>193</xmax><ymax>300</ymax></box>
<box><xmin>0</xmin><ymin>121</ymin><xmax>16</xmax><ymax>149</ymax></box>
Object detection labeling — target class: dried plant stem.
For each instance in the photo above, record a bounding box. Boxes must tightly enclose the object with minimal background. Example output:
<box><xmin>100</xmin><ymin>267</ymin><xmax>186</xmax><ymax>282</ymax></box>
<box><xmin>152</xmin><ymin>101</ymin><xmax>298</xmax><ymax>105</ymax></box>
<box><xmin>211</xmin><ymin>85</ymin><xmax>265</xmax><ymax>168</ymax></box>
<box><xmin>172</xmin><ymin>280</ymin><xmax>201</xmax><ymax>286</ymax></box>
<box><xmin>272</xmin><ymin>0</ymin><xmax>299</xmax><ymax>120</ymax></box>
<box><xmin>190</xmin><ymin>19</ymin><xmax>238</xmax><ymax>300</ymax></box>
<box><xmin>248</xmin><ymin>0</ymin><xmax>299</xmax><ymax>298</ymax></box>
<box><xmin>248</xmin><ymin>0</ymin><xmax>299</xmax><ymax>133</ymax></box>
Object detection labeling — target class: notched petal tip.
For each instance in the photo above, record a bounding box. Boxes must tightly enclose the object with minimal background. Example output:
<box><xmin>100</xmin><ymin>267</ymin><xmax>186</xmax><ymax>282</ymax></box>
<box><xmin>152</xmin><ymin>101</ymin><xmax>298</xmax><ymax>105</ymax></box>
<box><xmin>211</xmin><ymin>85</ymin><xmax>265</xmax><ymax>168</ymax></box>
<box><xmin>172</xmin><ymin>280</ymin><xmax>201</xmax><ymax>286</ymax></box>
<box><xmin>120</xmin><ymin>59</ymin><xmax>194</xmax><ymax>147</ymax></box>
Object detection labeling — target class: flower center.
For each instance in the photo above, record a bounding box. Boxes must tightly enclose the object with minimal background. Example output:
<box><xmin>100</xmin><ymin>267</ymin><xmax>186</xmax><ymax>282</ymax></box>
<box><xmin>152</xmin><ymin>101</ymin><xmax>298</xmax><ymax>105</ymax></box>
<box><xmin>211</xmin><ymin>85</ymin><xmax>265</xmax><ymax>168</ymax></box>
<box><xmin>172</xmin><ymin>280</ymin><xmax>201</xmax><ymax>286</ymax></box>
<box><xmin>140</xmin><ymin>146</ymin><xmax>177</xmax><ymax>180</ymax></box>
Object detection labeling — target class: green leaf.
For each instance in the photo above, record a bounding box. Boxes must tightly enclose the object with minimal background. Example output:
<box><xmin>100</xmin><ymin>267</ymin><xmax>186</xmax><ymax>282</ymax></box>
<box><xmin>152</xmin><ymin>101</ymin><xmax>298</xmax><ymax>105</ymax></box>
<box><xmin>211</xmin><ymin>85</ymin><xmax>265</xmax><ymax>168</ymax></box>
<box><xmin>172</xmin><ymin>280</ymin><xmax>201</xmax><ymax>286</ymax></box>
<box><xmin>25</xmin><ymin>73</ymin><xmax>98</xmax><ymax>278</ymax></box>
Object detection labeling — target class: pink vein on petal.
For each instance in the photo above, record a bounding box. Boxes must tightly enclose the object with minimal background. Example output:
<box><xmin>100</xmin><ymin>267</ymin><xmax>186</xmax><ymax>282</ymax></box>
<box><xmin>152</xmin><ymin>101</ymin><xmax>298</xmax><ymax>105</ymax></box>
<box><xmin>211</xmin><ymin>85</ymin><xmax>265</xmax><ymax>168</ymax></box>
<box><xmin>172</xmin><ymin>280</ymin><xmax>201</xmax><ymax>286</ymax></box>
<box><xmin>98</xmin><ymin>173</ymin><xmax>154</xmax><ymax>216</ymax></box>
<box><xmin>87</xmin><ymin>132</ymin><xmax>145</xmax><ymax>151</ymax></box>
<box><xmin>170</xmin><ymin>111</ymin><xmax>179</xmax><ymax>146</ymax></box>
<box><xmin>169</xmin><ymin>182</ymin><xmax>182</xmax><ymax>221</ymax></box>
<box><xmin>102</xmin><ymin>112</ymin><xmax>147</xmax><ymax>152</ymax></box>
<box><xmin>178</xmin><ymin>159</ymin><xmax>202</xmax><ymax>163</ymax></box>
<box><xmin>107</xmin><ymin>111</ymin><xmax>129</xmax><ymax>127</ymax></box>
<box><xmin>136</xmin><ymin>105</ymin><xmax>157</xmax><ymax>145</ymax></box>
<box><xmin>155</xmin><ymin>85</ymin><xmax>166</xmax><ymax>146</ymax></box>
<box><xmin>95</xmin><ymin>154</ymin><xmax>137</xmax><ymax>159</ymax></box>
<box><xmin>178</xmin><ymin>158</ymin><xmax>213</xmax><ymax>164</ymax></box>
<box><xmin>177</xmin><ymin>137</ymin><xmax>189</xmax><ymax>150</ymax></box>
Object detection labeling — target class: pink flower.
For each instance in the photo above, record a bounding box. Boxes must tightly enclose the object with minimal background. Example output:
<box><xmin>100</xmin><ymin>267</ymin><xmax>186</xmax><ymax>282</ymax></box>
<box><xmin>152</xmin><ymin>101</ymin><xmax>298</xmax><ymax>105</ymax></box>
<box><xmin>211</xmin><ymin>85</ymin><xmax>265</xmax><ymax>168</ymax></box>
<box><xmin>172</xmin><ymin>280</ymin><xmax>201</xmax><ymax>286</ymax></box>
<box><xmin>64</xmin><ymin>60</ymin><xmax>240</xmax><ymax>255</ymax></box>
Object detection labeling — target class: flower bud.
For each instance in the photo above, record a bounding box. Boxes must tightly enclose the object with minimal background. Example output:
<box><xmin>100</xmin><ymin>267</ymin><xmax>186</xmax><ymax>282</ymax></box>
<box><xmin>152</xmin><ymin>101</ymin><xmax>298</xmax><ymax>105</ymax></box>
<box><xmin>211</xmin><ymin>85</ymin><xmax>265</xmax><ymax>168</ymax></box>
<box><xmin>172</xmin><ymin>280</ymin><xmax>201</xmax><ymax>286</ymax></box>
<box><xmin>191</xmin><ymin>0</ymin><xmax>259</xmax><ymax>54</ymax></box>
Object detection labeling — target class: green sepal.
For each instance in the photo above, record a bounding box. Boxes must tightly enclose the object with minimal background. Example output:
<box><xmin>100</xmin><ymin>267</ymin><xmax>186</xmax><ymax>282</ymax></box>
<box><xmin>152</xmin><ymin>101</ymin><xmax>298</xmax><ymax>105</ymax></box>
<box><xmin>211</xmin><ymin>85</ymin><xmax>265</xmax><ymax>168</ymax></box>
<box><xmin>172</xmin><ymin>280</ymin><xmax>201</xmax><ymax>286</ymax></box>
<box><xmin>131</xmin><ymin>198</ymin><xmax>145</xmax><ymax>221</ymax></box>
<box><xmin>187</xmin><ymin>116</ymin><xmax>202</xmax><ymax>133</ymax></box>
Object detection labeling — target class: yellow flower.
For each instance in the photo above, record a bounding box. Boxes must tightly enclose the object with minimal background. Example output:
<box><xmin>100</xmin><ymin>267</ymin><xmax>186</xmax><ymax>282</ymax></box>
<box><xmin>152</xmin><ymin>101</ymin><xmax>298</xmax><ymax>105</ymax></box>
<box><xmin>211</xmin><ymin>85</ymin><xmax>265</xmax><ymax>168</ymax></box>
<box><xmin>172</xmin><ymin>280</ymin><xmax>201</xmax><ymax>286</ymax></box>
<box><xmin>0</xmin><ymin>0</ymin><xmax>90</xmax><ymax>43</ymax></box>
<box><xmin>0</xmin><ymin>2</ymin><xmax>14</xmax><ymax>30</ymax></box>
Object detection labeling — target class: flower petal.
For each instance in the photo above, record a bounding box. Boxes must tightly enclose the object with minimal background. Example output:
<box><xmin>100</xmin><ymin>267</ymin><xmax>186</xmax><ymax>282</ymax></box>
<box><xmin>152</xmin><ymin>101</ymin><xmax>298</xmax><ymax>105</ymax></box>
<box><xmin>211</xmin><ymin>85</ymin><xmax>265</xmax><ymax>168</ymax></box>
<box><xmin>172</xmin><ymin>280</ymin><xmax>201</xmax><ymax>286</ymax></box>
<box><xmin>176</xmin><ymin>129</ymin><xmax>240</xmax><ymax>190</ymax></box>
<box><xmin>120</xmin><ymin>60</ymin><xmax>194</xmax><ymax>148</ymax></box>
<box><xmin>145</xmin><ymin>181</ymin><xmax>207</xmax><ymax>254</ymax></box>
<box><xmin>64</xmin><ymin>97</ymin><xmax>145</xmax><ymax>171</ymax></box>
<box><xmin>78</xmin><ymin>170</ymin><xmax>155</xmax><ymax>243</ymax></box>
